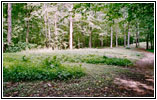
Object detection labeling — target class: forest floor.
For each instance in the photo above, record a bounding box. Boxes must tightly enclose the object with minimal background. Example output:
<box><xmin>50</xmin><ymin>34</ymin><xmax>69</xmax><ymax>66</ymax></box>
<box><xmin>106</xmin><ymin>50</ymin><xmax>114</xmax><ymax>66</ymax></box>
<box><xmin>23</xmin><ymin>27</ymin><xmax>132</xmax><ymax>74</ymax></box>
<box><xmin>3</xmin><ymin>45</ymin><xmax>154</xmax><ymax>97</ymax></box>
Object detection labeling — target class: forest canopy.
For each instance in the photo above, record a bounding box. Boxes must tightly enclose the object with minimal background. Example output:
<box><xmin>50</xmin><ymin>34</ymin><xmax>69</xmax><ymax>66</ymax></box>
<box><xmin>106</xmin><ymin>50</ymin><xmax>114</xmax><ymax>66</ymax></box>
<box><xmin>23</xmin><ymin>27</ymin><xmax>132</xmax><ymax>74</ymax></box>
<box><xmin>3</xmin><ymin>3</ymin><xmax>154</xmax><ymax>52</ymax></box>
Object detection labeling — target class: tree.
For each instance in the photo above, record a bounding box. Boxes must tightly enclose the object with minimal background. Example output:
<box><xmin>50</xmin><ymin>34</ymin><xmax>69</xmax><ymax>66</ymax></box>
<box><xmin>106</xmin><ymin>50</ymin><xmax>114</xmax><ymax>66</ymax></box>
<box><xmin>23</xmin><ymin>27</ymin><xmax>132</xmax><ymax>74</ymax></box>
<box><xmin>7</xmin><ymin>3</ymin><xmax>12</xmax><ymax>45</ymax></box>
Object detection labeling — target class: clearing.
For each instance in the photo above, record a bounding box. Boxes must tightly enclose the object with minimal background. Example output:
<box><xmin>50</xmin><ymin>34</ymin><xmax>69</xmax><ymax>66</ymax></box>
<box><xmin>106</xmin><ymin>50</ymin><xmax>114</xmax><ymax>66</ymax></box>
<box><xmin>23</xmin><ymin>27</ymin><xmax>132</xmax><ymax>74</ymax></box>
<box><xmin>3</xmin><ymin>46</ymin><xmax>154</xmax><ymax>97</ymax></box>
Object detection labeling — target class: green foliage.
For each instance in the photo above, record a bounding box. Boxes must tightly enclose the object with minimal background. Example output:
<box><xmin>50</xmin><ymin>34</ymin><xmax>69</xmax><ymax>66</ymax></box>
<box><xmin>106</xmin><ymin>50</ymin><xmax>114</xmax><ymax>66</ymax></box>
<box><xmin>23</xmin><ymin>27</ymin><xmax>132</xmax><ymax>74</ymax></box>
<box><xmin>56</xmin><ymin>54</ymin><xmax>133</xmax><ymax>66</ymax></box>
<box><xmin>3</xmin><ymin>3</ymin><xmax>154</xmax><ymax>50</ymax></box>
<box><xmin>126</xmin><ymin>46</ymin><xmax>131</xmax><ymax>49</ymax></box>
<box><xmin>5</xmin><ymin>42</ymin><xmax>37</xmax><ymax>52</ymax></box>
<box><xmin>22</xmin><ymin>55</ymin><xmax>30</xmax><ymax>62</ymax></box>
<box><xmin>82</xmin><ymin>55</ymin><xmax>132</xmax><ymax>66</ymax></box>
<box><xmin>3</xmin><ymin>57</ymin><xmax>85</xmax><ymax>82</ymax></box>
<box><xmin>147</xmin><ymin>49</ymin><xmax>154</xmax><ymax>53</ymax></box>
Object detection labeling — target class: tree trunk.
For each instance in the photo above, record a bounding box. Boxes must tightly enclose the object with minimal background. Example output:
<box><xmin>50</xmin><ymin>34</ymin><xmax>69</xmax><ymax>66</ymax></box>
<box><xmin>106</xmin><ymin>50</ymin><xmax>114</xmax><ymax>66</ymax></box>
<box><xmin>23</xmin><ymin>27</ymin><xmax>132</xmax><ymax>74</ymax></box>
<box><xmin>54</xmin><ymin>12</ymin><xmax>58</xmax><ymax>36</ymax></box>
<box><xmin>116</xmin><ymin>29</ymin><xmax>118</xmax><ymax>47</ymax></box>
<box><xmin>135</xmin><ymin>23</ymin><xmax>138</xmax><ymax>48</ymax></box>
<box><xmin>26</xmin><ymin>20</ymin><xmax>29</xmax><ymax>43</ymax></box>
<box><xmin>146</xmin><ymin>33</ymin><xmax>149</xmax><ymax>50</ymax></box>
<box><xmin>110</xmin><ymin>26</ymin><xmax>113</xmax><ymax>48</ymax></box>
<box><xmin>89</xmin><ymin>30</ymin><xmax>92</xmax><ymax>48</ymax></box>
<box><xmin>123</xmin><ymin>23</ymin><xmax>126</xmax><ymax>47</ymax></box>
<box><xmin>26</xmin><ymin>5</ymin><xmax>30</xmax><ymax>43</ymax></box>
<box><xmin>78</xmin><ymin>37</ymin><xmax>80</xmax><ymax>49</ymax></box>
<box><xmin>150</xmin><ymin>40</ymin><xmax>153</xmax><ymax>49</ymax></box>
<box><xmin>101</xmin><ymin>39</ymin><xmax>103</xmax><ymax>47</ymax></box>
<box><xmin>127</xmin><ymin>22</ymin><xmax>130</xmax><ymax>48</ymax></box>
<box><xmin>137</xmin><ymin>23</ymin><xmax>140</xmax><ymax>47</ymax></box>
<box><xmin>7</xmin><ymin>3</ymin><xmax>12</xmax><ymax>45</ymax></box>
<box><xmin>44</xmin><ymin>4</ymin><xmax>48</xmax><ymax>47</ymax></box>
<box><xmin>124</xmin><ymin>34</ymin><xmax>126</xmax><ymax>47</ymax></box>
<box><xmin>48</xmin><ymin>17</ymin><xmax>51</xmax><ymax>47</ymax></box>
<box><xmin>69</xmin><ymin>11</ymin><xmax>73</xmax><ymax>49</ymax></box>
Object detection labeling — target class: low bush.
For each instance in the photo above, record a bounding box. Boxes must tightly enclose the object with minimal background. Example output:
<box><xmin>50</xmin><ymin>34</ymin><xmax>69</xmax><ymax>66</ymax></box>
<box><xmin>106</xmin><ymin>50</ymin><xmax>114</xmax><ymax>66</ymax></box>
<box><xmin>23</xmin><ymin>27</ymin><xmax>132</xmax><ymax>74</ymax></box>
<box><xmin>3</xmin><ymin>57</ymin><xmax>85</xmax><ymax>82</ymax></box>
<box><xmin>59</xmin><ymin>54</ymin><xmax>133</xmax><ymax>66</ymax></box>
<box><xmin>147</xmin><ymin>49</ymin><xmax>154</xmax><ymax>53</ymax></box>
<box><xmin>5</xmin><ymin>42</ymin><xmax>37</xmax><ymax>53</ymax></box>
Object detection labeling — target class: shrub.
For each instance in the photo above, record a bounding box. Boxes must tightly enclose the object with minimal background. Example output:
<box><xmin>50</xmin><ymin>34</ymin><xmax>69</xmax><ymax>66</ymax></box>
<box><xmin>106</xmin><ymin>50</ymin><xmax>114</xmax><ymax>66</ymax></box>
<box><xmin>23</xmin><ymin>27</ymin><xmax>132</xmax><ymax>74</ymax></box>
<box><xmin>5</xmin><ymin>42</ymin><xmax>37</xmax><ymax>53</ymax></box>
<box><xmin>3</xmin><ymin>57</ymin><xmax>85</xmax><ymax>82</ymax></box>
<box><xmin>61</xmin><ymin>55</ymin><xmax>133</xmax><ymax>66</ymax></box>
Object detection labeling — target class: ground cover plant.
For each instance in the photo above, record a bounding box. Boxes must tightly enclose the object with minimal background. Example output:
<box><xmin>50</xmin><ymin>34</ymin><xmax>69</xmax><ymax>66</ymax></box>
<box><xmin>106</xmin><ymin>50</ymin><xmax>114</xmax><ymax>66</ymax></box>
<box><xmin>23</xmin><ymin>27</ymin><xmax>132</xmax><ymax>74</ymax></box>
<box><xmin>3</xmin><ymin>55</ymin><xmax>85</xmax><ymax>82</ymax></box>
<box><xmin>3</xmin><ymin>47</ymin><xmax>154</xmax><ymax>97</ymax></box>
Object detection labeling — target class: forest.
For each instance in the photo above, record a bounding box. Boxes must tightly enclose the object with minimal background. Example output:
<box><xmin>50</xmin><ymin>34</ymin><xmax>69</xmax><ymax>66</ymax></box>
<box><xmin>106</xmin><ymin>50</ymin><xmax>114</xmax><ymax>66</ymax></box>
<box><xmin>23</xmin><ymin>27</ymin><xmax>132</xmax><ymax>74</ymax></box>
<box><xmin>3</xmin><ymin>2</ymin><xmax>155</xmax><ymax>97</ymax></box>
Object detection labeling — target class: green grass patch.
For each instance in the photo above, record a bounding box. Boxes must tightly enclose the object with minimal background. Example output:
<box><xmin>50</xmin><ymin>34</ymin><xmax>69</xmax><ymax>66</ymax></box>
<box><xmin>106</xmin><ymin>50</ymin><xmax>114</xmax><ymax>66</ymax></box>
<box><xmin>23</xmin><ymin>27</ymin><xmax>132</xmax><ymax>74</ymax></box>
<box><xmin>147</xmin><ymin>49</ymin><xmax>154</xmax><ymax>53</ymax></box>
<box><xmin>62</xmin><ymin>55</ymin><xmax>133</xmax><ymax>66</ymax></box>
<box><xmin>3</xmin><ymin>56</ymin><xmax>85</xmax><ymax>82</ymax></box>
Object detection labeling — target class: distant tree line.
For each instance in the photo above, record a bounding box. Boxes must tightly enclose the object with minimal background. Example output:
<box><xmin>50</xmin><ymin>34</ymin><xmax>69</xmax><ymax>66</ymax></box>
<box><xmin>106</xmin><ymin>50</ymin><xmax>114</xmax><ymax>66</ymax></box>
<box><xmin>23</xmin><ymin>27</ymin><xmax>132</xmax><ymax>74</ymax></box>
<box><xmin>3</xmin><ymin>3</ymin><xmax>154</xmax><ymax>52</ymax></box>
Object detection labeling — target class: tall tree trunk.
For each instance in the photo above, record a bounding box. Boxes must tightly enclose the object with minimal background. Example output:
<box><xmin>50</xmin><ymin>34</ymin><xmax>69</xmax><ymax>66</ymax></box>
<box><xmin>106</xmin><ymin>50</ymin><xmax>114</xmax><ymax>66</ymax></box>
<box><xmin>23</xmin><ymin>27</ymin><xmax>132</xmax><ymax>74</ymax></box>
<box><xmin>135</xmin><ymin>23</ymin><xmax>138</xmax><ymax>48</ymax></box>
<box><xmin>89</xmin><ymin>30</ymin><xmax>92</xmax><ymax>48</ymax></box>
<box><xmin>116</xmin><ymin>29</ymin><xmax>118</xmax><ymax>47</ymax></box>
<box><xmin>69</xmin><ymin>11</ymin><xmax>73</xmax><ymax>49</ymax></box>
<box><xmin>123</xmin><ymin>23</ymin><xmax>126</xmax><ymax>47</ymax></box>
<box><xmin>146</xmin><ymin>27</ymin><xmax>149</xmax><ymax>50</ymax></box>
<box><xmin>110</xmin><ymin>26</ymin><xmax>113</xmax><ymax>48</ymax></box>
<box><xmin>26</xmin><ymin>5</ymin><xmax>30</xmax><ymax>43</ymax></box>
<box><xmin>7</xmin><ymin>3</ymin><xmax>12</xmax><ymax>45</ymax></box>
<box><xmin>26</xmin><ymin>20</ymin><xmax>29</xmax><ymax>43</ymax></box>
<box><xmin>124</xmin><ymin>34</ymin><xmax>126</xmax><ymax>47</ymax></box>
<box><xmin>44</xmin><ymin>4</ymin><xmax>48</xmax><ymax>48</ymax></box>
<box><xmin>48</xmin><ymin>17</ymin><xmax>51</xmax><ymax>47</ymax></box>
<box><xmin>127</xmin><ymin>22</ymin><xmax>130</xmax><ymax>48</ymax></box>
<box><xmin>54</xmin><ymin>12</ymin><xmax>58</xmax><ymax>36</ymax></box>
<box><xmin>78</xmin><ymin>37</ymin><xmax>80</xmax><ymax>49</ymax></box>
<box><xmin>137</xmin><ymin>23</ymin><xmax>140</xmax><ymax>47</ymax></box>
<box><xmin>146</xmin><ymin>33</ymin><xmax>149</xmax><ymax>50</ymax></box>
<box><xmin>101</xmin><ymin>39</ymin><xmax>103</xmax><ymax>47</ymax></box>
<box><xmin>150</xmin><ymin>40</ymin><xmax>153</xmax><ymax>49</ymax></box>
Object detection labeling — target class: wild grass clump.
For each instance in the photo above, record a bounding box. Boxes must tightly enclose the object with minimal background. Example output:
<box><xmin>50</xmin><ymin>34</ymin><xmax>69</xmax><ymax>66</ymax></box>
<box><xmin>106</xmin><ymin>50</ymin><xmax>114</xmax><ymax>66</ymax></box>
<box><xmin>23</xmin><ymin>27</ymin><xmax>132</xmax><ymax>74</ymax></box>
<box><xmin>83</xmin><ymin>56</ymin><xmax>133</xmax><ymax>66</ymax></box>
<box><xmin>3</xmin><ymin>56</ymin><xmax>85</xmax><ymax>82</ymax></box>
<box><xmin>60</xmin><ymin>54</ymin><xmax>133</xmax><ymax>66</ymax></box>
<box><xmin>147</xmin><ymin>49</ymin><xmax>154</xmax><ymax>53</ymax></box>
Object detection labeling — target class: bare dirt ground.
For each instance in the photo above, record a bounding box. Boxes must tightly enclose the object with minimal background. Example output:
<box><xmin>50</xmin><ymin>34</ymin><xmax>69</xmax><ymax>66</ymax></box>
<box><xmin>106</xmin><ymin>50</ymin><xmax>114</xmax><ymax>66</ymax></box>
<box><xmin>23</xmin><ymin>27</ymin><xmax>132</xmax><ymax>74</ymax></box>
<box><xmin>114</xmin><ymin>48</ymin><xmax>154</xmax><ymax>97</ymax></box>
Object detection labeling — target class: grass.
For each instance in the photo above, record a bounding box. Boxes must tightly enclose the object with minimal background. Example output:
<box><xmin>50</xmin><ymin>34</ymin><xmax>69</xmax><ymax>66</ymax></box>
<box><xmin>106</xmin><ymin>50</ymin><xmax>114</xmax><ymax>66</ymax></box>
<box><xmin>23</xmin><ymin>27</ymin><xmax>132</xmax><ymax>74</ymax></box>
<box><xmin>3</xmin><ymin>63</ymin><xmax>134</xmax><ymax>97</ymax></box>
<box><xmin>3</xmin><ymin>56</ymin><xmax>85</xmax><ymax>82</ymax></box>
<box><xmin>147</xmin><ymin>49</ymin><xmax>154</xmax><ymax>53</ymax></box>
<box><xmin>3</xmin><ymin>48</ymin><xmax>138</xmax><ymax>82</ymax></box>
<box><xmin>3</xmin><ymin>52</ymin><xmax>132</xmax><ymax>82</ymax></box>
<box><xmin>3</xmin><ymin>47</ymin><xmax>152</xmax><ymax>97</ymax></box>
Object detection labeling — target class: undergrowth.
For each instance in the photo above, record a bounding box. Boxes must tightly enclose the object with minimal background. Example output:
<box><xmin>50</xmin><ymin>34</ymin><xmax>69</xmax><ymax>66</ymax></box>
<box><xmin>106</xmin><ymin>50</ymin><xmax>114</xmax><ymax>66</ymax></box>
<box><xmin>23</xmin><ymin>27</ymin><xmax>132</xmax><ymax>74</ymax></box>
<box><xmin>3</xmin><ymin>56</ymin><xmax>85</xmax><ymax>82</ymax></box>
<box><xmin>60</xmin><ymin>54</ymin><xmax>133</xmax><ymax>66</ymax></box>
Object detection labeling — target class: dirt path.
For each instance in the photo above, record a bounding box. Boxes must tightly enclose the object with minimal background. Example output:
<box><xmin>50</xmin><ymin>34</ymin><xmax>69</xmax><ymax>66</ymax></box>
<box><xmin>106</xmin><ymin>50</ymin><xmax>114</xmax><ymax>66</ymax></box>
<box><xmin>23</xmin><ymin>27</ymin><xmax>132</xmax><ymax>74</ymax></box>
<box><xmin>114</xmin><ymin>48</ymin><xmax>154</xmax><ymax>97</ymax></box>
<box><xmin>135</xmin><ymin>48</ymin><xmax>154</xmax><ymax>75</ymax></box>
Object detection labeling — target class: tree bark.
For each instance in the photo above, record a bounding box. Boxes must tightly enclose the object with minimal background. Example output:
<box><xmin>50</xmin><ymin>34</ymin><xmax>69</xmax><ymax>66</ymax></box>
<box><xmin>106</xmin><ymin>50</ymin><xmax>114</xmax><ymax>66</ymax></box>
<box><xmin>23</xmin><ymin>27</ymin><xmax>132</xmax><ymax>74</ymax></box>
<box><xmin>116</xmin><ymin>28</ymin><xmax>118</xmax><ymax>47</ymax></box>
<box><xmin>7</xmin><ymin>3</ymin><xmax>12</xmax><ymax>45</ymax></box>
<box><xmin>26</xmin><ymin>20</ymin><xmax>29</xmax><ymax>43</ymax></box>
<box><xmin>150</xmin><ymin>40</ymin><xmax>153</xmax><ymax>49</ymax></box>
<box><xmin>110</xmin><ymin>26</ymin><xmax>113</xmax><ymax>48</ymax></box>
<box><xmin>124</xmin><ymin>34</ymin><xmax>126</xmax><ymax>47</ymax></box>
<box><xmin>89</xmin><ymin>30</ymin><xmax>92</xmax><ymax>48</ymax></box>
<box><xmin>101</xmin><ymin>39</ymin><xmax>103</xmax><ymax>47</ymax></box>
<box><xmin>48</xmin><ymin>16</ymin><xmax>51</xmax><ymax>47</ymax></box>
<box><xmin>135</xmin><ymin>23</ymin><xmax>138</xmax><ymax>48</ymax></box>
<box><xmin>26</xmin><ymin>5</ymin><xmax>30</xmax><ymax>43</ymax></box>
<box><xmin>127</xmin><ymin>22</ymin><xmax>130</xmax><ymax>48</ymax></box>
<box><xmin>44</xmin><ymin>4</ymin><xmax>48</xmax><ymax>48</ymax></box>
<box><xmin>137</xmin><ymin>23</ymin><xmax>140</xmax><ymax>47</ymax></box>
<box><xmin>78</xmin><ymin>37</ymin><xmax>80</xmax><ymax>49</ymax></box>
<box><xmin>69</xmin><ymin>11</ymin><xmax>73</xmax><ymax>49</ymax></box>
<box><xmin>146</xmin><ymin>33</ymin><xmax>149</xmax><ymax>50</ymax></box>
<box><xmin>54</xmin><ymin>12</ymin><xmax>58</xmax><ymax>36</ymax></box>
